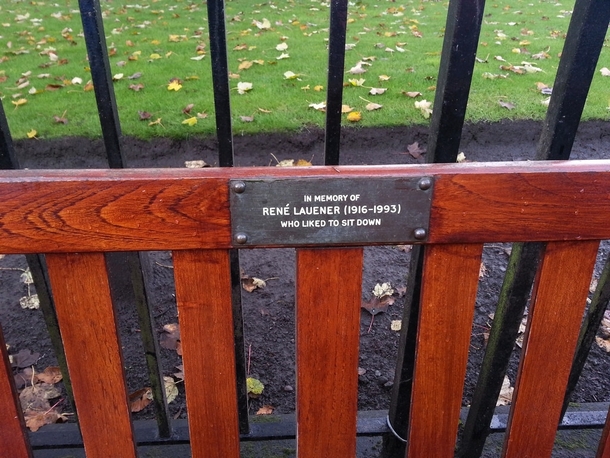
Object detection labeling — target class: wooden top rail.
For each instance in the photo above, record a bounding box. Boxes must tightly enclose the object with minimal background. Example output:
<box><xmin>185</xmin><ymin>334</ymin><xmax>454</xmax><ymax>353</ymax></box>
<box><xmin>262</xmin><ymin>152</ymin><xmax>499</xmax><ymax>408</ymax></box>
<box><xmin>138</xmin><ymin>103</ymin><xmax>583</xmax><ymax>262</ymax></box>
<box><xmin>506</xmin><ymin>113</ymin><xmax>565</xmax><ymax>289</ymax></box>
<box><xmin>0</xmin><ymin>160</ymin><xmax>608</xmax><ymax>253</ymax></box>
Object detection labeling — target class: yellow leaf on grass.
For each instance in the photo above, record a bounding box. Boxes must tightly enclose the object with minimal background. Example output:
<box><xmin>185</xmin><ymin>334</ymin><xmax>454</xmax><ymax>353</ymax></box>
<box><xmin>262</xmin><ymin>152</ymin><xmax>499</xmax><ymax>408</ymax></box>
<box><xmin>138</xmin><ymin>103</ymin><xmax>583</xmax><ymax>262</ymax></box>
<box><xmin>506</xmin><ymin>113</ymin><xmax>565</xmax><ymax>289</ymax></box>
<box><xmin>347</xmin><ymin>111</ymin><xmax>362</xmax><ymax>122</ymax></box>
<box><xmin>313</xmin><ymin>85</ymin><xmax>324</xmax><ymax>91</ymax></box>
<box><xmin>12</xmin><ymin>98</ymin><xmax>27</xmax><ymax>107</ymax></box>
<box><xmin>182</xmin><ymin>117</ymin><xmax>197</xmax><ymax>126</ymax></box>
<box><xmin>167</xmin><ymin>81</ymin><xmax>182</xmax><ymax>91</ymax></box>
<box><xmin>149</xmin><ymin>53</ymin><xmax>161</xmax><ymax>60</ymax></box>
<box><xmin>27</xmin><ymin>129</ymin><xmax>37</xmax><ymax>138</ymax></box>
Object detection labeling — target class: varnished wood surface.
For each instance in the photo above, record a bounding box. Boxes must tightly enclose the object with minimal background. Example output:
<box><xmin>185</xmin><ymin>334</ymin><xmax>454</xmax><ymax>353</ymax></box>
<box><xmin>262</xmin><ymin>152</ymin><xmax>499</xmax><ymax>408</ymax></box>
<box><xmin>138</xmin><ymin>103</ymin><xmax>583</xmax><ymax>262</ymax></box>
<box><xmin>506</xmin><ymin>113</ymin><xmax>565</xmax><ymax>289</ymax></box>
<box><xmin>45</xmin><ymin>253</ymin><xmax>137</xmax><ymax>458</ymax></box>
<box><xmin>296</xmin><ymin>248</ymin><xmax>363</xmax><ymax>457</ymax></box>
<box><xmin>502</xmin><ymin>240</ymin><xmax>599</xmax><ymax>458</ymax></box>
<box><xmin>173</xmin><ymin>250</ymin><xmax>240</xmax><ymax>458</ymax></box>
<box><xmin>0</xmin><ymin>161</ymin><xmax>608</xmax><ymax>252</ymax></box>
<box><xmin>407</xmin><ymin>243</ymin><xmax>483</xmax><ymax>457</ymax></box>
<box><xmin>0</xmin><ymin>324</ymin><xmax>32</xmax><ymax>458</ymax></box>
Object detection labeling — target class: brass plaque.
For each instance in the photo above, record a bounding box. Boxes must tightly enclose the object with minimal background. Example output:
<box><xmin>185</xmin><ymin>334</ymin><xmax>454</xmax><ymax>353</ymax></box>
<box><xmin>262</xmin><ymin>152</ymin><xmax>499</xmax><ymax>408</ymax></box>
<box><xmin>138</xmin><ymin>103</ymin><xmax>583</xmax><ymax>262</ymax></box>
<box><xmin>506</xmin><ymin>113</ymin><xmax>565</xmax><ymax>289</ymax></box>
<box><xmin>230</xmin><ymin>177</ymin><xmax>433</xmax><ymax>246</ymax></box>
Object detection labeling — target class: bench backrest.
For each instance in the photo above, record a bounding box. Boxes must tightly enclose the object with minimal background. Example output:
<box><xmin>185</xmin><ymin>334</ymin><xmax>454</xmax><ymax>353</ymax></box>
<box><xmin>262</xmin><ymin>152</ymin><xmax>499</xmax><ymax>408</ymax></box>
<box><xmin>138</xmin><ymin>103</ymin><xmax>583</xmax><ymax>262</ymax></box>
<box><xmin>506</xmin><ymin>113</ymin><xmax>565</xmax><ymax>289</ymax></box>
<box><xmin>1</xmin><ymin>160</ymin><xmax>610</xmax><ymax>458</ymax></box>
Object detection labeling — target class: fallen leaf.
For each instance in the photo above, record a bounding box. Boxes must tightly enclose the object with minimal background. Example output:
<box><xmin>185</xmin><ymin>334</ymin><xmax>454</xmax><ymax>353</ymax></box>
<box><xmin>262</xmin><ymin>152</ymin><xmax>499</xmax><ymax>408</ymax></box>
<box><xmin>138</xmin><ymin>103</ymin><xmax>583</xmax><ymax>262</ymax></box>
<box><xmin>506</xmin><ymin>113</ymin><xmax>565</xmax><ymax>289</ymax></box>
<box><xmin>238</xmin><ymin>60</ymin><xmax>253</xmax><ymax>71</ymax></box>
<box><xmin>391</xmin><ymin>320</ymin><xmax>402</xmax><ymax>331</ymax></box>
<box><xmin>27</xmin><ymin>129</ymin><xmax>37</xmax><ymax>139</ymax></box>
<box><xmin>138</xmin><ymin>111</ymin><xmax>152</xmax><ymax>120</ymax></box>
<box><xmin>402</xmin><ymin>91</ymin><xmax>422</xmax><ymax>98</ymax></box>
<box><xmin>129</xmin><ymin>387</ymin><xmax>153</xmax><ymax>412</ymax></box>
<box><xmin>185</xmin><ymin>160</ymin><xmax>210</xmax><ymax>168</ymax></box>
<box><xmin>167</xmin><ymin>81</ymin><xmax>182</xmax><ymax>91</ymax></box>
<box><xmin>361</xmin><ymin>296</ymin><xmax>394</xmax><ymax>316</ymax></box>
<box><xmin>12</xmin><ymin>98</ymin><xmax>27</xmax><ymax>107</ymax></box>
<box><xmin>128</xmin><ymin>72</ymin><xmax>142</xmax><ymax>80</ymax></box>
<box><xmin>314</xmin><ymin>85</ymin><xmax>324</xmax><ymax>91</ymax></box>
<box><xmin>496</xmin><ymin>376</ymin><xmax>514</xmax><ymax>406</ymax></box>
<box><xmin>479</xmin><ymin>262</ymin><xmax>488</xmax><ymax>278</ymax></box>
<box><xmin>284</xmin><ymin>70</ymin><xmax>299</xmax><ymax>80</ymax></box>
<box><xmin>406</xmin><ymin>141</ymin><xmax>425</xmax><ymax>158</ymax></box>
<box><xmin>174</xmin><ymin>365</ymin><xmax>185</xmax><ymax>380</ymax></box>
<box><xmin>242</xmin><ymin>277</ymin><xmax>266</xmax><ymax>292</ymax></box>
<box><xmin>347</xmin><ymin>111</ymin><xmax>362</xmax><ymax>122</ymax></box>
<box><xmin>308</xmin><ymin>101</ymin><xmax>326</xmax><ymax>111</ymax></box>
<box><xmin>295</xmin><ymin>159</ymin><xmax>313</xmax><ymax>166</ymax></box>
<box><xmin>369</xmin><ymin>87</ymin><xmax>387</xmax><ymax>95</ymax></box>
<box><xmin>373</xmin><ymin>282</ymin><xmax>394</xmax><ymax>298</ymax></box>
<box><xmin>275</xmin><ymin>42</ymin><xmax>288</xmax><ymax>51</ymax></box>
<box><xmin>499</xmin><ymin>100</ymin><xmax>515</xmax><ymax>110</ymax></box>
<box><xmin>596</xmin><ymin>336</ymin><xmax>610</xmax><ymax>352</ymax></box>
<box><xmin>20</xmin><ymin>383</ymin><xmax>61</xmax><ymax>411</ymax></box>
<box><xmin>366</xmin><ymin>102</ymin><xmax>382</xmax><ymax>111</ymax></box>
<box><xmin>53</xmin><ymin>114</ymin><xmax>68</xmax><ymax>124</ymax></box>
<box><xmin>182</xmin><ymin>117</ymin><xmax>198</xmax><ymax>126</ymax></box>
<box><xmin>247</xmin><ymin>377</ymin><xmax>264</xmax><ymax>398</ymax></box>
<box><xmin>148</xmin><ymin>118</ymin><xmax>163</xmax><ymax>127</ymax></box>
<box><xmin>129</xmin><ymin>83</ymin><xmax>144</xmax><ymax>91</ymax></box>
<box><xmin>159</xmin><ymin>323</ymin><xmax>181</xmax><ymax>351</ymax></box>
<box><xmin>240</xmin><ymin>115</ymin><xmax>254</xmax><ymax>122</ymax></box>
<box><xmin>36</xmin><ymin>367</ymin><xmax>62</xmax><ymax>384</ymax></box>
<box><xmin>237</xmin><ymin>82</ymin><xmax>253</xmax><ymax>94</ymax></box>
<box><xmin>164</xmin><ymin>376</ymin><xmax>178</xmax><ymax>404</ymax></box>
<box><xmin>19</xmin><ymin>295</ymin><xmax>40</xmax><ymax>309</ymax></box>
<box><xmin>342</xmin><ymin>105</ymin><xmax>354</xmax><ymax>113</ymax></box>
<box><xmin>414</xmin><ymin>100</ymin><xmax>432</xmax><ymax>119</ymax></box>
<box><xmin>379</xmin><ymin>75</ymin><xmax>391</xmax><ymax>81</ymax></box>
<box><xmin>601</xmin><ymin>67</ymin><xmax>610</xmax><ymax>77</ymax></box>
<box><xmin>456</xmin><ymin>152</ymin><xmax>467</xmax><ymax>163</ymax></box>
<box><xmin>256</xmin><ymin>405</ymin><xmax>275</xmax><ymax>415</ymax></box>
<box><xmin>24</xmin><ymin>409</ymin><xmax>68</xmax><ymax>432</ymax></box>
<box><xmin>11</xmin><ymin>348</ymin><xmax>40</xmax><ymax>368</ymax></box>
<box><xmin>348</xmin><ymin>78</ymin><xmax>365</xmax><ymax>87</ymax></box>
<box><xmin>112</xmin><ymin>73</ymin><xmax>124</xmax><ymax>81</ymax></box>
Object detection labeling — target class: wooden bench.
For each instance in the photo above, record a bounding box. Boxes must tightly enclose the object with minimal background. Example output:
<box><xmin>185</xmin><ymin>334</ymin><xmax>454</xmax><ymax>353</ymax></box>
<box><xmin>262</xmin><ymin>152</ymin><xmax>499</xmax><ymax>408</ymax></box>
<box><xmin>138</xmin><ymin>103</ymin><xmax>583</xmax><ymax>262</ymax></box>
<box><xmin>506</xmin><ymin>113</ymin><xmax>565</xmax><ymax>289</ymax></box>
<box><xmin>1</xmin><ymin>160</ymin><xmax>610</xmax><ymax>457</ymax></box>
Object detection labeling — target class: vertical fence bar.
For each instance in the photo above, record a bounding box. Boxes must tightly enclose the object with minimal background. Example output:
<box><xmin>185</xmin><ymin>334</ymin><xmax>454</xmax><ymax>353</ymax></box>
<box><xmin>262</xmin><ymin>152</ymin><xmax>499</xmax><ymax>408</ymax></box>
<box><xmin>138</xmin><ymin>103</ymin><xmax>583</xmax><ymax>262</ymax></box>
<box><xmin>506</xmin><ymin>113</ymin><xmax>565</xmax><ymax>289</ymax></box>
<box><xmin>79</xmin><ymin>0</ymin><xmax>171</xmax><ymax>437</ymax></box>
<box><xmin>78</xmin><ymin>0</ymin><xmax>124</xmax><ymax>169</ymax></box>
<box><xmin>535</xmin><ymin>0</ymin><xmax>610</xmax><ymax>161</ymax></box>
<box><xmin>563</xmin><ymin>254</ymin><xmax>610</xmax><ymax>415</ymax></box>
<box><xmin>324</xmin><ymin>0</ymin><xmax>349</xmax><ymax>165</ymax></box>
<box><xmin>206</xmin><ymin>0</ymin><xmax>249</xmax><ymax>434</ymax></box>
<box><xmin>382</xmin><ymin>1</ymin><xmax>484</xmax><ymax>456</ymax></box>
<box><xmin>459</xmin><ymin>1</ymin><xmax>610</xmax><ymax>455</ymax></box>
<box><xmin>207</xmin><ymin>0</ymin><xmax>234</xmax><ymax>167</ymax></box>
<box><xmin>0</xmin><ymin>100</ymin><xmax>76</xmax><ymax>418</ymax></box>
<box><xmin>426</xmin><ymin>0</ymin><xmax>486</xmax><ymax>163</ymax></box>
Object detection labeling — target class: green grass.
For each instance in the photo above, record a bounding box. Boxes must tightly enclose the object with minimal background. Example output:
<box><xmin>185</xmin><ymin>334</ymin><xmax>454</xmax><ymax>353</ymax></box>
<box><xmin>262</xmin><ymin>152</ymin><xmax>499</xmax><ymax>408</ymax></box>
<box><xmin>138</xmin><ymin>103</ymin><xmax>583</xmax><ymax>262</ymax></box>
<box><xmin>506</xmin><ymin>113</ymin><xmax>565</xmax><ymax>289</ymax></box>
<box><xmin>0</xmin><ymin>0</ymin><xmax>608</xmax><ymax>140</ymax></box>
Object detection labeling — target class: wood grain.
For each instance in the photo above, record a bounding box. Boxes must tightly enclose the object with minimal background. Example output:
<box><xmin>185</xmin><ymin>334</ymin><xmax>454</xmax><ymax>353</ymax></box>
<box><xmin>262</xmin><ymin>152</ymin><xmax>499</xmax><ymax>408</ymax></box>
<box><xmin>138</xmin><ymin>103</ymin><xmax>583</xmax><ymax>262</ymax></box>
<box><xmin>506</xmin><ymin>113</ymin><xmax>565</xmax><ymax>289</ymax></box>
<box><xmin>173</xmin><ymin>250</ymin><xmax>240</xmax><ymax>458</ymax></box>
<box><xmin>0</xmin><ymin>324</ymin><xmax>32</xmax><ymax>458</ymax></box>
<box><xmin>296</xmin><ymin>248</ymin><xmax>363</xmax><ymax>457</ymax></box>
<box><xmin>503</xmin><ymin>240</ymin><xmax>599</xmax><ymax>458</ymax></box>
<box><xmin>45</xmin><ymin>253</ymin><xmax>137</xmax><ymax>458</ymax></box>
<box><xmin>0</xmin><ymin>161</ymin><xmax>608</xmax><ymax>252</ymax></box>
<box><xmin>407</xmin><ymin>243</ymin><xmax>483</xmax><ymax>458</ymax></box>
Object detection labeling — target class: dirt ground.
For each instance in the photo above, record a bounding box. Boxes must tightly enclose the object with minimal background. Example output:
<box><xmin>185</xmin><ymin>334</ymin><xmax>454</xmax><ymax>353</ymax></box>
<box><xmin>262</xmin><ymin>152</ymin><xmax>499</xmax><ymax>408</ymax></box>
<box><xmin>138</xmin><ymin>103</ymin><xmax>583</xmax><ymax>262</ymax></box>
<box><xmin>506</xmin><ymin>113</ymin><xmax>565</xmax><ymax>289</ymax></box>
<box><xmin>1</xmin><ymin>119</ymin><xmax>610</xmax><ymax>422</ymax></box>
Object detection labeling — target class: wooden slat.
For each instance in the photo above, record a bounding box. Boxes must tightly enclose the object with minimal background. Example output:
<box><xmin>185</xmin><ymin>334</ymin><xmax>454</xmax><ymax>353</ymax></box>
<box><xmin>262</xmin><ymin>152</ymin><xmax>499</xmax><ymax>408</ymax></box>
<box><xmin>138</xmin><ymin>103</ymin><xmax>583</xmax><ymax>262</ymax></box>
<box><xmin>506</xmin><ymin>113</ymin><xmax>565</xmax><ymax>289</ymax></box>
<box><xmin>173</xmin><ymin>250</ymin><xmax>240</xmax><ymax>458</ymax></box>
<box><xmin>503</xmin><ymin>240</ymin><xmax>599</xmax><ymax>458</ymax></box>
<box><xmin>407</xmin><ymin>243</ymin><xmax>483</xmax><ymax>457</ymax></box>
<box><xmin>597</xmin><ymin>406</ymin><xmax>610</xmax><ymax>458</ymax></box>
<box><xmin>0</xmin><ymin>161</ymin><xmax>609</xmax><ymax>252</ymax></box>
<box><xmin>0</xmin><ymin>324</ymin><xmax>32</xmax><ymax>458</ymax></box>
<box><xmin>296</xmin><ymin>248</ymin><xmax>363</xmax><ymax>457</ymax></box>
<box><xmin>45</xmin><ymin>253</ymin><xmax>136</xmax><ymax>458</ymax></box>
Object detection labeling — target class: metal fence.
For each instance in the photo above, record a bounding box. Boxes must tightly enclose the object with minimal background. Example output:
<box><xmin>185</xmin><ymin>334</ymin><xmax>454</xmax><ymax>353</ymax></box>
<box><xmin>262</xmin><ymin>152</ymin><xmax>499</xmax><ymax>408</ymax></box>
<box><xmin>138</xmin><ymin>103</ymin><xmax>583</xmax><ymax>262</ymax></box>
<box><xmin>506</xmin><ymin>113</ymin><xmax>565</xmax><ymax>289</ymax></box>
<box><xmin>0</xmin><ymin>0</ymin><xmax>609</xmax><ymax>456</ymax></box>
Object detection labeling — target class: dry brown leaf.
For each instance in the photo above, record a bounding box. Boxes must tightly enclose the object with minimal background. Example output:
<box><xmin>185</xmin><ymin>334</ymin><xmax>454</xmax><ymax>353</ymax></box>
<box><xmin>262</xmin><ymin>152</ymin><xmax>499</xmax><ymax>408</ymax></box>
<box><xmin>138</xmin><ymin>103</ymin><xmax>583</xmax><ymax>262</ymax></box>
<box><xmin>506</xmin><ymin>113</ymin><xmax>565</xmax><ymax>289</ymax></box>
<box><xmin>138</xmin><ymin>110</ymin><xmax>152</xmax><ymax>121</ymax></box>
<box><xmin>36</xmin><ymin>366</ymin><xmax>62</xmax><ymax>384</ymax></box>
<box><xmin>361</xmin><ymin>296</ymin><xmax>394</xmax><ymax>316</ymax></box>
<box><xmin>402</xmin><ymin>91</ymin><xmax>422</xmax><ymax>98</ymax></box>
<box><xmin>406</xmin><ymin>142</ymin><xmax>425</xmax><ymax>159</ymax></box>
<box><xmin>11</xmin><ymin>348</ymin><xmax>40</xmax><ymax>368</ymax></box>
<box><xmin>596</xmin><ymin>336</ymin><xmax>610</xmax><ymax>353</ymax></box>
<box><xmin>174</xmin><ymin>365</ymin><xmax>185</xmax><ymax>380</ymax></box>
<box><xmin>256</xmin><ymin>405</ymin><xmax>275</xmax><ymax>415</ymax></box>
<box><xmin>242</xmin><ymin>277</ymin><xmax>266</xmax><ymax>292</ymax></box>
<box><xmin>164</xmin><ymin>376</ymin><xmax>178</xmax><ymax>404</ymax></box>
<box><xmin>129</xmin><ymin>83</ymin><xmax>144</xmax><ymax>91</ymax></box>
<box><xmin>496</xmin><ymin>376</ymin><xmax>514</xmax><ymax>406</ymax></box>
<box><xmin>365</xmin><ymin>102</ymin><xmax>383</xmax><ymax>111</ymax></box>
<box><xmin>24</xmin><ymin>409</ymin><xmax>68</xmax><ymax>432</ymax></box>
<box><xmin>20</xmin><ymin>384</ymin><xmax>61</xmax><ymax>412</ymax></box>
<box><xmin>159</xmin><ymin>323</ymin><xmax>181</xmax><ymax>351</ymax></box>
<box><xmin>129</xmin><ymin>387</ymin><xmax>153</xmax><ymax>412</ymax></box>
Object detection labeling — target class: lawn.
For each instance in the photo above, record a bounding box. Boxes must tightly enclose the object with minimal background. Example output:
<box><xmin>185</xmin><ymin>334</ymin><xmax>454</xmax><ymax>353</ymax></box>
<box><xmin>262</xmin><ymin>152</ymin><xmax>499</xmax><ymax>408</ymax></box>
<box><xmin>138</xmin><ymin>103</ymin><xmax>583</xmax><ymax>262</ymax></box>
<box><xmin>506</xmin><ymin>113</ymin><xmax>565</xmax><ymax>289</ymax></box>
<box><xmin>0</xmin><ymin>0</ymin><xmax>608</xmax><ymax>139</ymax></box>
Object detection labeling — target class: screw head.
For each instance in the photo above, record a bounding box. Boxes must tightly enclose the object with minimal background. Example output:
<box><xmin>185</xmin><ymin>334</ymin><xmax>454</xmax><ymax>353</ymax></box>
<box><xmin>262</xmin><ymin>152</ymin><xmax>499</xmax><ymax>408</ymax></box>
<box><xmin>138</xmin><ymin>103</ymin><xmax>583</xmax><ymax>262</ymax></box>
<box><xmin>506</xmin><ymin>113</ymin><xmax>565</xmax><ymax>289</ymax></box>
<box><xmin>231</xmin><ymin>181</ymin><xmax>246</xmax><ymax>194</ymax></box>
<box><xmin>418</xmin><ymin>177</ymin><xmax>432</xmax><ymax>191</ymax></box>
<box><xmin>413</xmin><ymin>228</ymin><xmax>427</xmax><ymax>240</ymax></box>
<box><xmin>234</xmin><ymin>233</ymin><xmax>248</xmax><ymax>244</ymax></box>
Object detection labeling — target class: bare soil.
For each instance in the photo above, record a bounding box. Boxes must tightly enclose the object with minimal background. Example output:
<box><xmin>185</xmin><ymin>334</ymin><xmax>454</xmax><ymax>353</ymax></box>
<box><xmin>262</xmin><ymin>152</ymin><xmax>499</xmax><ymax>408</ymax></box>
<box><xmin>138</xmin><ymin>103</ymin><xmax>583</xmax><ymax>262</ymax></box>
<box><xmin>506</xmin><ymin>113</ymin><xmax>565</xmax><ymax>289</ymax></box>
<box><xmin>1</xmin><ymin>119</ymin><xmax>609</xmax><ymax>422</ymax></box>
